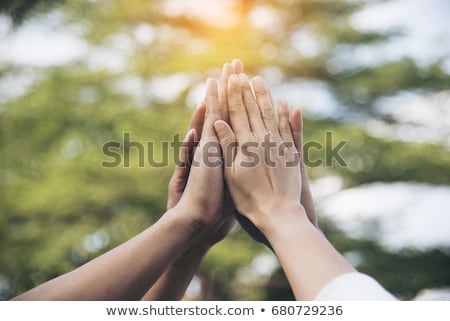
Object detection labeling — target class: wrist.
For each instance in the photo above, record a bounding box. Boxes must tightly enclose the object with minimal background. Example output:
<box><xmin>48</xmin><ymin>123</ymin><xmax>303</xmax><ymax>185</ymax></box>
<box><xmin>166</xmin><ymin>203</ymin><xmax>224</xmax><ymax>250</ymax></box>
<box><xmin>255</xmin><ymin>201</ymin><xmax>311</xmax><ymax>240</ymax></box>
<box><xmin>163</xmin><ymin>206</ymin><xmax>208</xmax><ymax>246</ymax></box>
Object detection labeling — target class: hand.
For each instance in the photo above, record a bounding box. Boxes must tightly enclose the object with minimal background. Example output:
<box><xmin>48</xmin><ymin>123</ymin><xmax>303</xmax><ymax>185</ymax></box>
<box><xmin>214</xmin><ymin>73</ymin><xmax>305</xmax><ymax>235</ymax></box>
<box><xmin>213</xmin><ymin>83</ymin><xmax>355</xmax><ymax>301</ymax></box>
<box><xmin>141</xmin><ymin>61</ymin><xmax>242</xmax><ymax>301</ymax></box>
<box><xmin>167</xmin><ymin>60</ymin><xmax>244</xmax><ymax>247</ymax></box>
<box><xmin>215</xmin><ymin>60</ymin><xmax>316</xmax><ymax>246</ymax></box>
<box><xmin>217</xmin><ymin>69</ymin><xmax>317</xmax><ymax>246</ymax></box>
<box><xmin>167</xmin><ymin>58</ymin><xmax>243</xmax><ymax>210</ymax></box>
<box><xmin>234</xmin><ymin>104</ymin><xmax>317</xmax><ymax>247</ymax></box>
<box><xmin>166</xmin><ymin>104</ymin><xmax>234</xmax><ymax>247</ymax></box>
<box><xmin>170</xmin><ymin>79</ymin><xmax>226</xmax><ymax>243</ymax></box>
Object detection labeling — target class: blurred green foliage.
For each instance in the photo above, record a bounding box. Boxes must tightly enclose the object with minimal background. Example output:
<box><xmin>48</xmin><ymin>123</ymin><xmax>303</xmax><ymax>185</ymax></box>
<box><xmin>0</xmin><ymin>0</ymin><xmax>449</xmax><ymax>300</ymax></box>
<box><xmin>0</xmin><ymin>0</ymin><xmax>64</xmax><ymax>24</ymax></box>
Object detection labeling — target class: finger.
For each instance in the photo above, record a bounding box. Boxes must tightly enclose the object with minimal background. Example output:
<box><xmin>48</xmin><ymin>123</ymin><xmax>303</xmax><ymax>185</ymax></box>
<box><xmin>232</xmin><ymin>58</ymin><xmax>244</xmax><ymax>74</ymax></box>
<box><xmin>239</xmin><ymin>73</ymin><xmax>266</xmax><ymax>139</ymax></box>
<box><xmin>252</xmin><ymin>76</ymin><xmax>280</xmax><ymax>138</ymax></box>
<box><xmin>175</xmin><ymin>128</ymin><xmax>196</xmax><ymax>176</ymax></box>
<box><xmin>167</xmin><ymin>128</ymin><xmax>197</xmax><ymax>209</ymax></box>
<box><xmin>214</xmin><ymin>120</ymin><xmax>237</xmax><ymax>164</ymax></box>
<box><xmin>227</xmin><ymin>74</ymin><xmax>252</xmax><ymax>140</ymax></box>
<box><xmin>219</xmin><ymin>63</ymin><xmax>234</xmax><ymax>123</ymax></box>
<box><xmin>290</xmin><ymin>109</ymin><xmax>303</xmax><ymax>158</ymax></box>
<box><xmin>278</xmin><ymin>98</ymin><xmax>294</xmax><ymax>143</ymax></box>
<box><xmin>290</xmin><ymin>109</ymin><xmax>318</xmax><ymax>226</ymax></box>
<box><xmin>188</xmin><ymin>102</ymin><xmax>206</xmax><ymax>141</ymax></box>
<box><xmin>300</xmin><ymin>165</ymin><xmax>317</xmax><ymax>227</ymax></box>
<box><xmin>203</xmin><ymin>78</ymin><xmax>221</xmax><ymax>138</ymax></box>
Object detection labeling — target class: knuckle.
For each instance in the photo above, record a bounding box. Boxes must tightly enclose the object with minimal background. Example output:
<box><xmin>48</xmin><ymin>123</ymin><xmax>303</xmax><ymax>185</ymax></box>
<box><xmin>221</xmin><ymin>137</ymin><xmax>237</xmax><ymax>151</ymax></box>
<box><xmin>262</xmin><ymin>104</ymin><xmax>274</xmax><ymax>118</ymax></box>
<box><xmin>228</xmin><ymin>101</ymin><xmax>245</xmax><ymax>114</ymax></box>
<box><xmin>279</xmin><ymin>108</ymin><xmax>290</xmax><ymax>118</ymax></box>
<box><xmin>244</xmin><ymin>98</ymin><xmax>257</xmax><ymax>110</ymax></box>
<box><xmin>205</xmin><ymin>106</ymin><xmax>220</xmax><ymax>119</ymax></box>
<box><xmin>279</xmin><ymin>121</ymin><xmax>290</xmax><ymax>131</ymax></box>
<box><xmin>229</xmin><ymin>82</ymin><xmax>241</xmax><ymax>94</ymax></box>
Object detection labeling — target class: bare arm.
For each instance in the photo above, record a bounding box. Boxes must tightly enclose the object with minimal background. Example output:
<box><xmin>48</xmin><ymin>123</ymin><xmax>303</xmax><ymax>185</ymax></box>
<box><xmin>13</xmin><ymin>207</ymin><xmax>202</xmax><ymax>300</ymax></box>
<box><xmin>263</xmin><ymin>203</ymin><xmax>354</xmax><ymax>300</ymax></box>
<box><xmin>141</xmin><ymin>244</ymin><xmax>209</xmax><ymax>300</ymax></box>
<box><xmin>14</xmin><ymin>76</ymin><xmax>231</xmax><ymax>301</ymax></box>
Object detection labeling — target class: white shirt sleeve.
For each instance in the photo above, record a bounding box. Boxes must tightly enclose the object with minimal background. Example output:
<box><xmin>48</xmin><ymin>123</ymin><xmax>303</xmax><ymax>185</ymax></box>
<box><xmin>314</xmin><ymin>272</ymin><xmax>397</xmax><ymax>300</ymax></box>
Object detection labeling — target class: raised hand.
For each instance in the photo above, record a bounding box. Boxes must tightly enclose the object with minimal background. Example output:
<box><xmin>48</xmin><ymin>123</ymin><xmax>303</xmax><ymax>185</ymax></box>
<box><xmin>142</xmin><ymin>61</ymin><xmax>244</xmax><ymax>300</ymax></box>
<box><xmin>214</xmin><ymin>74</ymin><xmax>353</xmax><ymax>300</ymax></box>
<box><xmin>235</xmin><ymin>108</ymin><xmax>317</xmax><ymax>247</ymax></box>
<box><xmin>217</xmin><ymin>63</ymin><xmax>317</xmax><ymax>246</ymax></box>
<box><xmin>213</xmin><ymin>73</ymin><xmax>304</xmax><ymax>235</ymax></box>
<box><xmin>171</xmin><ymin>60</ymin><xmax>244</xmax><ymax>242</ymax></box>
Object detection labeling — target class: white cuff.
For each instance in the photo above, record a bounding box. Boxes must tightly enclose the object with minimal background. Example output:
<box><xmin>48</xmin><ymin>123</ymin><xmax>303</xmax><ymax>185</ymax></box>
<box><xmin>314</xmin><ymin>272</ymin><xmax>397</xmax><ymax>300</ymax></box>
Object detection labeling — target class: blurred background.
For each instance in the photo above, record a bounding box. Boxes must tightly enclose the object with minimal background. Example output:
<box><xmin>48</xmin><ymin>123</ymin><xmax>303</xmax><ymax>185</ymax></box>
<box><xmin>0</xmin><ymin>0</ymin><xmax>449</xmax><ymax>300</ymax></box>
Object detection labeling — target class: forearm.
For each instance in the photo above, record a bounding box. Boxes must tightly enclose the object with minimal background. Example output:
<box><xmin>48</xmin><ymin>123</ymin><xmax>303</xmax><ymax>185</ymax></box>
<box><xmin>141</xmin><ymin>245</ymin><xmax>209</xmax><ymax>300</ymax></box>
<box><xmin>13</xmin><ymin>208</ymin><xmax>199</xmax><ymax>300</ymax></box>
<box><xmin>264</xmin><ymin>204</ymin><xmax>355</xmax><ymax>301</ymax></box>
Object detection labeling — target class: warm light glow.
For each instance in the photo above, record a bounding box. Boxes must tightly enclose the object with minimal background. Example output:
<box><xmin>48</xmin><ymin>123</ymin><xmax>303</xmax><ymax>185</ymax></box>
<box><xmin>163</xmin><ymin>0</ymin><xmax>239</xmax><ymax>28</ymax></box>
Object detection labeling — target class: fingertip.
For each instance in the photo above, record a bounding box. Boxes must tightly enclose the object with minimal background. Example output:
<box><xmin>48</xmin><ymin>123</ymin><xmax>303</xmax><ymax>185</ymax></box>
<box><xmin>206</xmin><ymin>78</ymin><xmax>219</xmax><ymax>98</ymax></box>
<box><xmin>185</xmin><ymin>128</ymin><xmax>195</xmax><ymax>141</ymax></box>
<box><xmin>213</xmin><ymin>119</ymin><xmax>227</xmax><ymax>131</ymax></box>
<box><xmin>251</xmin><ymin>75</ymin><xmax>266</xmax><ymax>92</ymax></box>
<box><xmin>232</xmin><ymin>58</ymin><xmax>244</xmax><ymax>73</ymax></box>
<box><xmin>222</xmin><ymin>62</ymin><xmax>233</xmax><ymax>76</ymax></box>
<box><xmin>252</xmin><ymin>75</ymin><xmax>265</xmax><ymax>84</ymax></box>
<box><xmin>191</xmin><ymin>102</ymin><xmax>206</xmax><ymax>125</ymax></box>
<box><xmin>238</xmin><ymin>73</ymin><xmax>249</xmax><ymax>83</ymax></box>
<box><xmin>229</xmin><ymin>73</ymin><xmax>240</xmax><ymax>85</ymax></box>
<box><xmin>206</xmin><ymin>77</ymin><xmax>217</xmax><ymax>87</ymax></box>
<box><xmin>179</xmin><ymin>128</ymin><xmax>197</xmax><ymax>164</ymax></box>
<box><xmin>278</xmin><ymin>98</ymin><xmax>288</xmax><ymax>110</ymax></box>
<box><xmin>196</xmin><ymin>101</ymin><xmax>206</xmax><ymax>110</ymax></box>
<box><xmin>290</xmin><ymin>108</ymin><xmax>301</xmax><ymax>126</ymax></box>
<box><xmin>192</xmin><ymin>128</ymin><xmax>200</xmax><ymax>143</ymax></box>
<box><xmin>213</xmin><ymin>120</ymin><xmax>231</xmax><ymax>139</ymax></box>
<box><xmin>232</xmin><ymin>58</ymin><xmax>242</xmax><ymax>64</ymax></box>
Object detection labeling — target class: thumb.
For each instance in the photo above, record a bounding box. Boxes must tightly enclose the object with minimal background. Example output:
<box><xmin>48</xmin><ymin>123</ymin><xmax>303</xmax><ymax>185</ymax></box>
<box><xmin>213</xmin><ymin>120</ymin><xmax>237</xmax><ymax>164</ymax></box>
